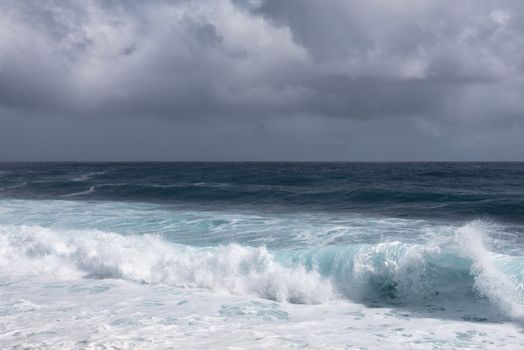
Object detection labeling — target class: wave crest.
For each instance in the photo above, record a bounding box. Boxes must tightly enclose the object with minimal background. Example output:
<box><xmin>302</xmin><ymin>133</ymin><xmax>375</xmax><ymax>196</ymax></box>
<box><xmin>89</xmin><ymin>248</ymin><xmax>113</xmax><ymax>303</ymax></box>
<box><xmin>0</xmin><ymin>220</ymin><xmax>522</xmax><ymax>314</ymax></box>
<box><xmin>0</xmin><ymin>225</ymin><xmax>332</xmax><ymax>304</ymax></box>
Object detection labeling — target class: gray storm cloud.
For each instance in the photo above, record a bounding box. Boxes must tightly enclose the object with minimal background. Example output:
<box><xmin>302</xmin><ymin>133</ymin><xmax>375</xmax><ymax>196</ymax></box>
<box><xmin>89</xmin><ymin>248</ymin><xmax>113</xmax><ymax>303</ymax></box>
<box><xmin>0</xmin><ymin>0</ymin><xmax>523</xmax><ymax>160</ymax></box>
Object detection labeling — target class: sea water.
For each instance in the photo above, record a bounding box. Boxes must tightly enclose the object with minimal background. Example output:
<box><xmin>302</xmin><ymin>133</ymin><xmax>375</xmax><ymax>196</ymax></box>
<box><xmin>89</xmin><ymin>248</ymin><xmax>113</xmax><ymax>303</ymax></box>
<box><xmin>0</xmin><ymin>162</ymin><xmax>523</xmax><ymax>348</ymax></box>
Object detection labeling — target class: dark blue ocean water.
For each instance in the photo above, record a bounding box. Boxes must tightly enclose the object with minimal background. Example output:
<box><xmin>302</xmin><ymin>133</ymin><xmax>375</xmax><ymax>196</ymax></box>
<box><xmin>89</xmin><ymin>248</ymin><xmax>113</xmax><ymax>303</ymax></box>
<box><xmin>1</xmin><ymin>162</ymin><xmax>523</xmax><ymax>222</ymax></box>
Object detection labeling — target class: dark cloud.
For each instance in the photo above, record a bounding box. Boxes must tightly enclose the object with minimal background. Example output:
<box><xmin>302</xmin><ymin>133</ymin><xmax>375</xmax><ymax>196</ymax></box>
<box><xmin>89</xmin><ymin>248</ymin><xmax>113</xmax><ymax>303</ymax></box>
<box><xmin>0</xmin><ymin>0</ymin><xmax>523</xmax><ymax>160</ymax></box>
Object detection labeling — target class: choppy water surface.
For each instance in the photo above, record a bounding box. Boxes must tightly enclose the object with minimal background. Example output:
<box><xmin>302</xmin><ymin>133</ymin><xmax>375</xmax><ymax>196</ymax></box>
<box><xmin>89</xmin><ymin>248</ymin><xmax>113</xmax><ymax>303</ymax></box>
<box><xmin>0</xmin><ymin>162</ymin><xmax>523</xmax><ymax>349</ymax></box>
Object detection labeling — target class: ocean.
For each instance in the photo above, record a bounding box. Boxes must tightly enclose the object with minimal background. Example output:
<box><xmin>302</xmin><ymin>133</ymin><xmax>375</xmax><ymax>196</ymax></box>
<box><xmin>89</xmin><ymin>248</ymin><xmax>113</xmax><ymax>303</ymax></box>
<box><xmin>0</xmin><ymin>162</ymin><xmax>523</xmax><ymax>349</ymax></box>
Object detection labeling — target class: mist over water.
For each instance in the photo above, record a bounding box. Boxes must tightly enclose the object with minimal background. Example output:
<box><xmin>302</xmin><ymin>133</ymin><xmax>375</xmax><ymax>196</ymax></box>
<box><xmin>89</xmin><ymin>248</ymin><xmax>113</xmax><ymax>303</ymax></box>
<box><xmin>1</xmin><ymin>162</ymin><xmax>523</xmax><ymax>348</ymax></box>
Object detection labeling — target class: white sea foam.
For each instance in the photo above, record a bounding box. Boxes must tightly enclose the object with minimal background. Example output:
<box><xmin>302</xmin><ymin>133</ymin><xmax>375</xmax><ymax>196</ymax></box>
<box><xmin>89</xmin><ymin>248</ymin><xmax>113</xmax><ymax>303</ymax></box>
<box><xmin>0</xmin><ymin>225</ymin><xmax>333</xmax><ymax>304</ymax></box>
<box><xmin>61</xmin><ymin>186</ymin><xmax>96</xmax><ymax>197</ymax></box>
<box><xmin>2</xmin><ymin>275</ymin><xmax>522</xmax><ymax>349</ymax></box>
<box><xmin>71</xmin><ymin>171</ymin><xmax>107</xmax><ymax>182</ymax></box>
<box><xmin>455</xmin><ymin>220</ymin><xmax>524</xmax><ymax>320</ymax></box>
<box><xmin>1</xmin><ymin>220</ymin><xmax>522</xmax><ymax>312</ymax></box>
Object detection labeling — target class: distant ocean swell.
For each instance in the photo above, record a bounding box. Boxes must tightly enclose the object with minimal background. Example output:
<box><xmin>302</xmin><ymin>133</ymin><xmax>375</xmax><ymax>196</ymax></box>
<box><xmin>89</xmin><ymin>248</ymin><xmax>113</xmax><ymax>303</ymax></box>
<box><xmin>3</xmin><ymin>182</ymin><xmax>524</xmax><ymax>223</ymax></box>
<box><xmin>1</xmin><ymin>220</ymin><xmax>522</xmax><ymax>319</ymax></box>
<box><xmin>2</xmin><ymin>163</ymin><xmax>524</xmax><ymax>223</ymax></box>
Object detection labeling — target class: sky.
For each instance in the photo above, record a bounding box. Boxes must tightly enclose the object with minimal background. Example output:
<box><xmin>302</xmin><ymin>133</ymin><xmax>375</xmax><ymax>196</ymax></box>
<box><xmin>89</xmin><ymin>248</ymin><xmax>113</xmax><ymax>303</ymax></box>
<box><xmin>1</xmin><ymin>0</ymin><xmax>523</xmax><ymax>161</ymax></box>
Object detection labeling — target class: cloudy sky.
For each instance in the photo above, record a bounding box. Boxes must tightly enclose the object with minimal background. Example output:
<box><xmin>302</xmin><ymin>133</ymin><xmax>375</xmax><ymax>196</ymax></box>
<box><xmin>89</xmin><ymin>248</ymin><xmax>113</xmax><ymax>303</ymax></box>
<box><xmin>1</xmin><ymin>0</ymin><xmax>523</xmax><ymax>161</ymax></box>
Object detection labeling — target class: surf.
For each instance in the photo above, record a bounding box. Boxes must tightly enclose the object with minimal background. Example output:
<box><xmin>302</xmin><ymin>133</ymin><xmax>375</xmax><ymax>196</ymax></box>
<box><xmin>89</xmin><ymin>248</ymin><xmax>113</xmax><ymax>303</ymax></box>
<box><xmin>1</xmin><ymin>220</ymin><xmax>522</xmax><ymax>319</ymax></box>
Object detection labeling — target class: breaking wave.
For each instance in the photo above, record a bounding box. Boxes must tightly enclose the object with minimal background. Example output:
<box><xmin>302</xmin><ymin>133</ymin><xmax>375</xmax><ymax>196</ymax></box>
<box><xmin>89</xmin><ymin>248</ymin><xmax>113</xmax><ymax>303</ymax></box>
<box><xmin>0</xmin><ymin>221</ymin><xmax>522</xmax><ymax>317</ymax></box>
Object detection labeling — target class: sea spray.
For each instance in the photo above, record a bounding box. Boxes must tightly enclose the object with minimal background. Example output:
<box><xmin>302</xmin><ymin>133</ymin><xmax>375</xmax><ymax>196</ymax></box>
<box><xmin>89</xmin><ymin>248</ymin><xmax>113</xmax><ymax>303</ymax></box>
<box><xmin>1</xmin><ymin>221</ymin><xmax>523</xmax><ymax>312</ymax></box>
<box><xmin>455</xmin><ymin>220</ymin><xmax>524</xmax><ymax>320</ymax></box>
<box><xmin>0</xmin><ymin>225</ymin><xmax>333</xmax><ymax>304</ymax></box>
